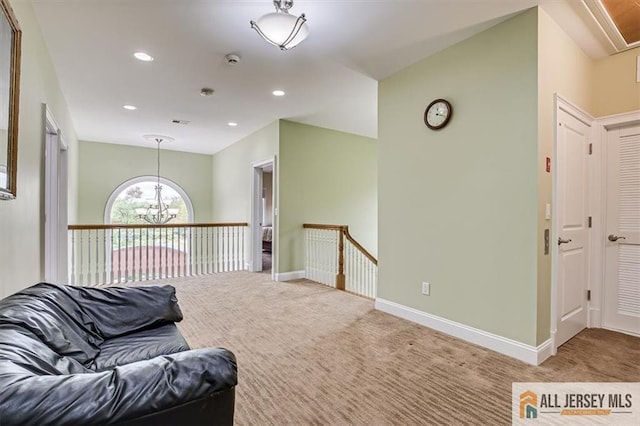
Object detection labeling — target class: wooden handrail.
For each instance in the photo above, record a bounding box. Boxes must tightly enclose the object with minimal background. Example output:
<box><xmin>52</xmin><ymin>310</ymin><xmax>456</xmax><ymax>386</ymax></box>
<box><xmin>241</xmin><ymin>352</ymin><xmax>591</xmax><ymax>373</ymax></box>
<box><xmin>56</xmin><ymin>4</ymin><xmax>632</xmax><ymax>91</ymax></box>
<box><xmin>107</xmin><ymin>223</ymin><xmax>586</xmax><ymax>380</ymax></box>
<box><xmin>69</xmin><ymin>222</ymin><xmax>249</xmax><ymax>230</ymax></box>
<box><xmin>343</xmin><ymin>228</ymin><xmax>377</xmax><ymax>266</ymax></box>
<box><xmin>304</xmin><ymin>223</ymin><xmax>377</xmax><ymax>297</ymax></box>
<box><xmin>303</xmin><ymin>223</ymin><xmax>347</xmax><ymax>232</ymax></box>
<box><xmin>303</xmin><ymin>223</ymin><xmax>377</xmax><ymax>265</ymax></box>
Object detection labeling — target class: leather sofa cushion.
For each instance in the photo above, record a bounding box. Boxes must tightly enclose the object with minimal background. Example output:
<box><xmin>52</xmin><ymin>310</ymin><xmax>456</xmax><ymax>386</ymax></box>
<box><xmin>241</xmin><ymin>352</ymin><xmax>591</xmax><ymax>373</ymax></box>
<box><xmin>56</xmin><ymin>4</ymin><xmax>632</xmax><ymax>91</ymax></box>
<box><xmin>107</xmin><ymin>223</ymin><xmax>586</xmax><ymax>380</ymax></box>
<box><xmin>56</xmin><ymin>284</ymin><xmax>184</xmax><ymax>338</ymax></box>
<box><xmin>0</xmin><ymin>284</ymin><xmax>103</xmax><ymax>365</ymax></box>
<box><xmin>0</xmin><ymin>347</ymin><xmax>237</xmax><ymax>425</ymax></box>
<box><xmin>94</xmin><ymin>323</ymin><xmax>190</xmax><ymax>371</ymax></box>
<box><xmin>0</xmin><ymin>324</ymin><xmax>92</xmax><ymax>375</ymax></box>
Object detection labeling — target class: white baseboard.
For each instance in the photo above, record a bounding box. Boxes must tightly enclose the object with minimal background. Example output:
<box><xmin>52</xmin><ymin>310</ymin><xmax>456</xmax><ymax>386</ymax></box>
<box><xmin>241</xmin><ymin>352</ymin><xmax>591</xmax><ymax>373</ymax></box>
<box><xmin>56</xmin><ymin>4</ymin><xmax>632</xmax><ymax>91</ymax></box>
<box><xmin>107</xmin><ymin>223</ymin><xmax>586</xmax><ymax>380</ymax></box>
<box><xmin>375</xmin><ymin>298</ymin><xmax>552</xmax><ymax>366</ymax></box>
<box><xmin>275</xmin><ymin>270</ymin><xmax>305</xmax><ymax>282</ymax></box>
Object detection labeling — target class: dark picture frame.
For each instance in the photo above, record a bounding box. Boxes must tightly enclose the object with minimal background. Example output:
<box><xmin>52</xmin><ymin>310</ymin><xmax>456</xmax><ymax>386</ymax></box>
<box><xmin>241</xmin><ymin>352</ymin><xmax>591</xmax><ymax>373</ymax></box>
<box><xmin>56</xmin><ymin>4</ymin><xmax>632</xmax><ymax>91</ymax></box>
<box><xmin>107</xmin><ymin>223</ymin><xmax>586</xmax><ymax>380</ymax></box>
<box><xmin>0</xmin><ymin>0</ymin><xmax>21</xmax><ymax>200</ymax></box>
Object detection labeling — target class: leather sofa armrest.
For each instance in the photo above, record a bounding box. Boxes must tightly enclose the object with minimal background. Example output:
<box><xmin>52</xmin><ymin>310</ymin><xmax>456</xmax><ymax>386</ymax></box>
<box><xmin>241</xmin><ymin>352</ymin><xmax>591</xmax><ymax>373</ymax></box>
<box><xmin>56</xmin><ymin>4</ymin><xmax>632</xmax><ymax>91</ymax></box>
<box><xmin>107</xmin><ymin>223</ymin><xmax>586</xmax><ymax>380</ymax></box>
<box><xmin>0</xmin><ymin>347</ymin><xmax>237</xmax><ymax>425</ymax></box>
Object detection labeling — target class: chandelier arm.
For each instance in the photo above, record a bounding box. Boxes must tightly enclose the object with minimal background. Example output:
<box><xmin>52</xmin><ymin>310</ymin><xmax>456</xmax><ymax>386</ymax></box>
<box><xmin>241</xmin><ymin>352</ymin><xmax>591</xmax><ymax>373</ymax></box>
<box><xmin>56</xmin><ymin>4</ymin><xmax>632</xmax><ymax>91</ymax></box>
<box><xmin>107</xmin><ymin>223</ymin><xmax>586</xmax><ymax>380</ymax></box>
<box><xmin>250</xmin><ymin>22</ymin><xmax>281</xmax><ymax>49</ymax></box>
<box><xmin>280</xmin><ymin>13</ymin><xmax>306</xmax><ymax>49</ymax></box>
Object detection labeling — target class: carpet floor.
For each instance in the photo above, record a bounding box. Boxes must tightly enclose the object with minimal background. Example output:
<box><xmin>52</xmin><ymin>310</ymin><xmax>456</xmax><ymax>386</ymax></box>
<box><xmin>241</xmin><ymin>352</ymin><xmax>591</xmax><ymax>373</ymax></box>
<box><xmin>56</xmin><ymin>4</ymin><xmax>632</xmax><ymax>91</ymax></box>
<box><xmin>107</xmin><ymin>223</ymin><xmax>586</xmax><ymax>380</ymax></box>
<box><xmin>165</xmin><ymin>272</ymin><xmax>639</xmax><ymax>426</ymax></box>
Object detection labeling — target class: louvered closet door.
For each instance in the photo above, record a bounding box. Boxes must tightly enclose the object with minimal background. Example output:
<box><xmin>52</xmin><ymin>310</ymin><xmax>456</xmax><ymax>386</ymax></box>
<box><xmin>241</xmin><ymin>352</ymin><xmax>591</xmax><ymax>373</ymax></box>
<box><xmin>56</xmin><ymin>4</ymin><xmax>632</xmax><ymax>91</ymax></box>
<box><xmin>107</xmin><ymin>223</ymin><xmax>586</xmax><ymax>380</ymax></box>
<box><xmin>604</xmin><ymin>125</ymin><xmax>640</xmax><ymax>336</ymax></box>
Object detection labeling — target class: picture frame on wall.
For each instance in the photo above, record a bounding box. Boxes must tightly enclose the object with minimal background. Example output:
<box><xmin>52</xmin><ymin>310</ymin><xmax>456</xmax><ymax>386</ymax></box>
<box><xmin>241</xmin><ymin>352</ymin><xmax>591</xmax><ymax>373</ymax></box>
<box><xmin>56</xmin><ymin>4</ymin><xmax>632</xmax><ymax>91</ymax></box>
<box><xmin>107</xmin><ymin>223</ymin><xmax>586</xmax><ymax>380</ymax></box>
<box><xmin>0</xmin><ymin>0</ymin><xmax>21</xmax><ymax>200</ymax></box>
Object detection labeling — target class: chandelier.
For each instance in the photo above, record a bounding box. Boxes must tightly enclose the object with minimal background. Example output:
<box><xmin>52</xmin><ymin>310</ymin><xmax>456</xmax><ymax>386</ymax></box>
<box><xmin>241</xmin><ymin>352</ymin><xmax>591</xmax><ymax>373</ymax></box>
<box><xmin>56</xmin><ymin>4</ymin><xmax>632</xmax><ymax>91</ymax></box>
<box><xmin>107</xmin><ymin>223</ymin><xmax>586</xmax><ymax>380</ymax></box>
<box><xmin>135</xmin><ymin>135</ymin><xmax>179</xmax><ymax>224</ymax></box>
<box><xmin>250</xmin><ymin>0</ymin><xmax>309</xmax><ymax>50</ymax></box>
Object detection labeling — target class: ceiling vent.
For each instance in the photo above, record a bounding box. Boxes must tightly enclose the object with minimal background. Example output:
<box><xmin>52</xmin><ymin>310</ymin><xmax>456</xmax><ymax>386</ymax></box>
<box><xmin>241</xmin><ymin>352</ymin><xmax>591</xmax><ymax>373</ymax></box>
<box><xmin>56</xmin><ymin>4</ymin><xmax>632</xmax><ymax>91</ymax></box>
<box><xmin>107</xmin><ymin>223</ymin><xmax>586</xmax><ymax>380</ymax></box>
<box><xmin>171</xmin><ymin>119</ymin><xmax>190</xmax><ymax>125</ymax></box>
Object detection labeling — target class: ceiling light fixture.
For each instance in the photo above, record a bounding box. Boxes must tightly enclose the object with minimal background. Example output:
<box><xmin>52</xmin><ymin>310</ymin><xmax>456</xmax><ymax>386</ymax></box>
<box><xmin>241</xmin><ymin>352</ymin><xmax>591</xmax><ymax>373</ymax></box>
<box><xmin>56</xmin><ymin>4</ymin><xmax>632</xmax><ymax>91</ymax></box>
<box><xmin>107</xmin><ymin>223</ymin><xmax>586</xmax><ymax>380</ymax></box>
<box><xmin>135</xmin><ymin>135</ymin><xmax>179</xmax><ymax>224</ymax></box>
<box><xmin>250</xmin><ymin>0</ymin><xmax>308</xmax><ymax>50</ymax></box>
<box><xmin>123</xmin><ymin>105</ymin><xmax>137</xmax><ymax>110</ymax></box>
<box><xmin>228</xmin><ymin>122</ymin><xmax>238</xmax><ymax>127</ymax></box>
<box><xmin>272</xmin><ymin>90</ymin><xmax>285</xmax><ymax>96</ymax></box>
<box><xmin>134</xmin><ymin>52</ymin><xmax>154</xmax><ymax>62</ymax></box>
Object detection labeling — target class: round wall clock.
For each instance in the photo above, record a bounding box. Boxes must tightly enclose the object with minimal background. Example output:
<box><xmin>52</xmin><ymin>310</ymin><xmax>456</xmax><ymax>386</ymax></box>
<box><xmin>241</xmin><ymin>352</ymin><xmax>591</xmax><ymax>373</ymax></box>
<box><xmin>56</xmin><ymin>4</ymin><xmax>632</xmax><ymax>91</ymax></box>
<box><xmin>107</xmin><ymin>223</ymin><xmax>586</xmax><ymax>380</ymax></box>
<box><xmin>424</xmin><ymin>99</ymin><xmax>452</xmax><ymax>130</ymax></box>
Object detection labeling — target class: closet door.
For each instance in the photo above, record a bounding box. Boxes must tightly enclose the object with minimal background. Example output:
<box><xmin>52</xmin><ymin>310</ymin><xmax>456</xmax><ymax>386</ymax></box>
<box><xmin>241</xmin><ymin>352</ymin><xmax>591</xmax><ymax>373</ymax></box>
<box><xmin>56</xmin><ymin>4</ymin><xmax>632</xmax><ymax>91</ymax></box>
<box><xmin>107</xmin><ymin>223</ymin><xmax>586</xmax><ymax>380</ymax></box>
<box><xmin>603</xmin><ymin>125</ymin><xmax>640</xmax><ymax>336</ymax></box>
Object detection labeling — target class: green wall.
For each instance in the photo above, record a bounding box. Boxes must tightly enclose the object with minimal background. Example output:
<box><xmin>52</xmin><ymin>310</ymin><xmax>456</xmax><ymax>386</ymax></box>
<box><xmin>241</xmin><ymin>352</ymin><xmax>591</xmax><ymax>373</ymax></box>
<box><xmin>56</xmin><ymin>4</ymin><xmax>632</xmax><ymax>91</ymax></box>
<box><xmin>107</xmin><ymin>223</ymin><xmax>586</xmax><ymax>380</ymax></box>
<box><xmin>210</xmin><ymin>121</ymin><xmax>278</xmax><ymax>223</ymax></box>
<box><xmin>209</xmin><ymin>119</ymin><xmax>377</xmax><ymax>276</ymax></box>
<box><xmin>278</xmin><ymin>120</ymin><xmax>377</xmax><ymax>273</ymax></box>
<box><xmin>210</xmin><ymin>121</ymin><xmax>279</xmax><ymax>270</ymax></box>
<box><xmin>77</xmin><ymin>140</ymin><xmax>212</xmax><ymax>224</ymax></box>
<box><xmin>378</xmin><ymin>10</ymin><xmax>539</xmax><ymax>345</ymax></box>
<box><xmin>0</xmin><ymin>0</ymin><xmax>78</xmax><ymax>297</ymax></box>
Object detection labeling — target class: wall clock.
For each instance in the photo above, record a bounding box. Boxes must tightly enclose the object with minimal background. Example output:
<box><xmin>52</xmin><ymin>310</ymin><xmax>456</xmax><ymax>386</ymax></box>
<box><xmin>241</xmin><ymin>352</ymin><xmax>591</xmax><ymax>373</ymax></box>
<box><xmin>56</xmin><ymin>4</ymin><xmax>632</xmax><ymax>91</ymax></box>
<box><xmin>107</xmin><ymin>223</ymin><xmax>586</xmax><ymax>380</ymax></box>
<box><xmin>424</xmin><ymin>99</ymin><xmax>452</xmax><ymax>130</ymax></box>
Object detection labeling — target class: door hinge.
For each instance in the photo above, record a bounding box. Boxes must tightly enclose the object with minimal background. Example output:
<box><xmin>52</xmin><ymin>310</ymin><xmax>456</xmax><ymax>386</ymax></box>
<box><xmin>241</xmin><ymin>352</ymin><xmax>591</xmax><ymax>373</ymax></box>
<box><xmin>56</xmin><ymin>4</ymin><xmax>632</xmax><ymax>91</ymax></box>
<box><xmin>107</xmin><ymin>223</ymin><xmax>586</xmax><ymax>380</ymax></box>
<box><xmin>587</xmin><ymin>290</ymin><xmax>591</xmax><ymax>301</ymax></box>
<box><xmin>588</xmin><ymin>216</ymin><xmax>592</xmax><ymax>228</ymax></box>
<box><xmin>588</xmin><ymin>143</ymin><xmax>593</xmax><ymax>155</ymax></box>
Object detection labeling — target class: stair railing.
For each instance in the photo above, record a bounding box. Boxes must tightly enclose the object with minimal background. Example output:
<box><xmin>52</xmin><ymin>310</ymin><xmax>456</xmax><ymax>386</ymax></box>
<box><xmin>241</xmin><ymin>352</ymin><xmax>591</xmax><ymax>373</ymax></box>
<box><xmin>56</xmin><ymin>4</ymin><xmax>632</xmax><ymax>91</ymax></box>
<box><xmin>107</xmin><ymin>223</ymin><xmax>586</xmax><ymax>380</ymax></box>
<box><xmin>68</xmin><ymin>222</ymin><xmax>248</xmax><ymax>286</ymax></box>
<box><xmin>303</xmin><ymin>223</ymin><xmax>377</xmax><ymax>299</ymax></box>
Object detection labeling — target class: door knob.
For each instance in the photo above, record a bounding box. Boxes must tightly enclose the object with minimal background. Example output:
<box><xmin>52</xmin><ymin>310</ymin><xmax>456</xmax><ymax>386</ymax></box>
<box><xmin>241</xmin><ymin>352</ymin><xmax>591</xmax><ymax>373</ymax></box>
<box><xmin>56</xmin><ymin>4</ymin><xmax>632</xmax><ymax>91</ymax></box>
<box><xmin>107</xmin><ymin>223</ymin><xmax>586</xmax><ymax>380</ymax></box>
<box><xmin>608</xmin><ymin>234</ymin><xmax>626</xmax><ymax>242</ymax></box>
<box><xmin>558</xmin><ymin>237</ymin><xmax>572</xmax><ymax>245</ymax></box>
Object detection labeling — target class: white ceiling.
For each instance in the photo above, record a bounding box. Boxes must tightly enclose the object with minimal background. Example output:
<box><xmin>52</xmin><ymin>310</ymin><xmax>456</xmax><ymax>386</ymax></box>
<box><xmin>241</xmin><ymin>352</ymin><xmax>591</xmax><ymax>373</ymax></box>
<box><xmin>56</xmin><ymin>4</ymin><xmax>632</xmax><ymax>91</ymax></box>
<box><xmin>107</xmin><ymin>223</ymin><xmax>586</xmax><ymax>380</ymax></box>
<box><xmin>31</xmin><ymin>0</ymin><xmax>611</xmax><ymax>155</ymax></box>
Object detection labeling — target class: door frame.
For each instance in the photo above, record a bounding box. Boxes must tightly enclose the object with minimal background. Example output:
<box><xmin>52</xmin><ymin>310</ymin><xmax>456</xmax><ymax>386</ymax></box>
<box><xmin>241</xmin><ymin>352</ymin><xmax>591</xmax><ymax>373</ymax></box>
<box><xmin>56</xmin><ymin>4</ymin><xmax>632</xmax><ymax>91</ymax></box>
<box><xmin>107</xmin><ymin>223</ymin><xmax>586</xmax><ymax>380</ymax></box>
<box><xmin>591</xmin><ymin>110</ymin><xmax>640</xmax><ymax>331</ymax></box>
<box><xmin>250</xmin><ymin>157</ymin><xmax>277</xmax><ymax>278</ymax></box>
<box><xmin>550</xmin><ymin>94</ymin><xmax>595</xmax><ymax>354</ymax></box>
<box><xmin>43</xmin><ymin>104</ymin><xmax>69</xmax><ymax>284</ymax></box>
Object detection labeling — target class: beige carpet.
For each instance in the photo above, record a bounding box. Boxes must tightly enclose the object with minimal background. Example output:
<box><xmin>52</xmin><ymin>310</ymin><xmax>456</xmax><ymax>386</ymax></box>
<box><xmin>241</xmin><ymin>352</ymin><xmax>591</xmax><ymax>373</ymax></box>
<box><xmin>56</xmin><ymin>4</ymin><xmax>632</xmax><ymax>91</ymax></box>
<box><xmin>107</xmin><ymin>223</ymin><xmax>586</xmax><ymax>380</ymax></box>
<box><xmin>165</xmin><ymin>272</ymin><xmax>639</xmax><ymax>425</ymax></box>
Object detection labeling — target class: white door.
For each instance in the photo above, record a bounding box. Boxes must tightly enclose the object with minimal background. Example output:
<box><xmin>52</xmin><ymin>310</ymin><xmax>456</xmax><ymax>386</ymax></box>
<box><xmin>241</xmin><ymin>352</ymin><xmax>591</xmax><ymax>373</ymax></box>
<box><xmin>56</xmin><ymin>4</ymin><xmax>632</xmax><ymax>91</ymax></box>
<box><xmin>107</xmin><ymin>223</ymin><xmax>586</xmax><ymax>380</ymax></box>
<box><xmin>603</xmin><ymin>124</ymin><xmax>640</xmax><ymax>336</ymax></box>
<box><xmin>556</xmin><ymin>108</ymin><xmax>591</xmax><ymax>347</ymax></box>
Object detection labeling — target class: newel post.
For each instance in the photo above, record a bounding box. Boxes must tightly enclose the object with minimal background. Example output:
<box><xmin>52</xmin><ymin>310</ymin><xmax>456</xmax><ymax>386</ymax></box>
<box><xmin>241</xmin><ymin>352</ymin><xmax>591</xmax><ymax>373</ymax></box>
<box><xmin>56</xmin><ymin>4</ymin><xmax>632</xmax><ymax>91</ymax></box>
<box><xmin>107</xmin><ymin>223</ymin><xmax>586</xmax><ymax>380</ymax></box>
<box><xmin>336</xmin><ymin>227</ymin><xmax>346</xmax><ymax>290</ymax></box>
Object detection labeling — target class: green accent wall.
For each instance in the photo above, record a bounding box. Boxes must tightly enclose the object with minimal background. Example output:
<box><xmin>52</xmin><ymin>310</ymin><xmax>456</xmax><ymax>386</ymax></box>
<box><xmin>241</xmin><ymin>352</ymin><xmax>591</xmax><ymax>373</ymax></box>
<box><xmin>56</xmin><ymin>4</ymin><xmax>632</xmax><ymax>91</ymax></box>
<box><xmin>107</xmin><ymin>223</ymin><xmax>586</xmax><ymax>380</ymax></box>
<box><xmin>378</xmin><ymin>9</ymin><xmax>539</xmax><ymax>345</ymax></box>
<box><xmin>0</xmin><ymin>0</ymin><xmax>78</xmax><ymax>297</ymax></box>
<box><xmin>210</xmin><ymin>121</ymin><xmax>278</xmax><ymax>271</ymax></box>
<box><xmin>77</xmin><ymin>141</ymin><xmax>213</xmax><ymax>224</ymax></box>
<box><xmin>209</xmin><ymin>120</ymin><xmax>377</xmax><ymax>275</ymax></box>
<box><xmin>210</xmin><ymin>121</ymin><xmax>279</xmax><ymax>223</ymax></box>
<box><xmin>278</xmin><ymin>120</ymin><xmax>377</xmax><ymax>273</ymax></box>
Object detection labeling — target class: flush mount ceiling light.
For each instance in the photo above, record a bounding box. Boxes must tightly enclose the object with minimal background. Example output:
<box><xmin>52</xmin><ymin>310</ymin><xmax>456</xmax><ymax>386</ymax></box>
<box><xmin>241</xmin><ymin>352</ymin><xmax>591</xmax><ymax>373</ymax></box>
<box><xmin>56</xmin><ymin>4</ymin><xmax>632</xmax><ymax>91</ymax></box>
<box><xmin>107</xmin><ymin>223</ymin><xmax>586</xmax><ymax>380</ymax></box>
<box><xmin>272</xmin><ymin>90</ymin><xmax>285</xmax><ymax>96</ymax></box>
<box><xmin>250</xmin><ymin>0</ymin><xmax>308</xmax><ymax>50</ymax></box>
<box><xmin>134</xmin><ymin>51</ymin><xmax>154</xmax><ymax>62</ymax></box>
<box><xmin>123</xmin><ymin>105</ymin><xmax>137</xmax><ymax>110</ymax></box>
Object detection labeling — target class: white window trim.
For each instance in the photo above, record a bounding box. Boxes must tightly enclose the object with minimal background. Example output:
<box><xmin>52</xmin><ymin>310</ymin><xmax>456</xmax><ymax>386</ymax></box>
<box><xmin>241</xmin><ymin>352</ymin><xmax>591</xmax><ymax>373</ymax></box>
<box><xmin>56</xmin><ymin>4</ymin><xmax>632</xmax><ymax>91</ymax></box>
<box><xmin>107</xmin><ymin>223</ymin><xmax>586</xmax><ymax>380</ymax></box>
<box><xmin>104</xmin><ymin>175</ymin><xmax>194</xmax><ymax>224</ymax></box>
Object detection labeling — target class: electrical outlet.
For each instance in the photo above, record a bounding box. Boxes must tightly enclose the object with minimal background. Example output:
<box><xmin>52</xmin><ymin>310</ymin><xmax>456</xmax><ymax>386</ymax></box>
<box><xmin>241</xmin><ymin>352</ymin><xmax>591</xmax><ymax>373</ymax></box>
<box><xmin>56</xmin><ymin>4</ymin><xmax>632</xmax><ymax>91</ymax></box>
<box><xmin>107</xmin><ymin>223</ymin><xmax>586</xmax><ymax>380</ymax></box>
<box><xmin>421</xmin><ymin>282</ymin><xmax>430</xmax><ymax>296</ymax></box>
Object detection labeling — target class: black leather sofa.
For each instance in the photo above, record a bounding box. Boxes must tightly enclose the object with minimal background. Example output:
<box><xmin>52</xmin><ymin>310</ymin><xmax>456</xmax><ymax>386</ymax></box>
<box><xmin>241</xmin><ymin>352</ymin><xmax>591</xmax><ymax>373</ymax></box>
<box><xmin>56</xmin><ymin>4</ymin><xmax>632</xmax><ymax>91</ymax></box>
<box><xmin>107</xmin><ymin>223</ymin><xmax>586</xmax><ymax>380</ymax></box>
<box><xmin>0</xmin><ymin>282</ymin><xmax>237</xmax><ymax>425</ymax></box>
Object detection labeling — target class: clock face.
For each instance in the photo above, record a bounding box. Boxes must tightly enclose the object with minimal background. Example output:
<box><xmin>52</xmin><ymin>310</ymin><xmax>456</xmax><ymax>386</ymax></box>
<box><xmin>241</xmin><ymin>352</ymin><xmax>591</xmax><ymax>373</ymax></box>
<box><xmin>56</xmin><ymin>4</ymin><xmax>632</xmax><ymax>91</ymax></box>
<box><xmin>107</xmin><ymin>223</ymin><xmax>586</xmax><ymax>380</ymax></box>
<box><xmin>424</xmin><ymin>99</ymin><xmax>452</xmax><ymax>130</ymax></box>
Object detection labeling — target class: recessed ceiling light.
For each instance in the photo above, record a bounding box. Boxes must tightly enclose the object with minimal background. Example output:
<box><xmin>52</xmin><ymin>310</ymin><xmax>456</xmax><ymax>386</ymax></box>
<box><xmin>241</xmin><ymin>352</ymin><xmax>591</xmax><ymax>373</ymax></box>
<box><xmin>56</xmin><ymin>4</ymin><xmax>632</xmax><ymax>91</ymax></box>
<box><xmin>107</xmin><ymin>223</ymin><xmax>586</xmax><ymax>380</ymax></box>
<box><xmin>272</xmin><ymin>90</ymin><xmax>285</xmax><ymax>97</ymax></box>
<box><xmin>227</xmin><ymin>122</ymin><xmax>238</xmax><ymax>127</ymax></box>
<box><xmin>134</xmin><ymin>52</ymin><xmax>154</xmax><ymax>62</ymax></box>
<box><xmin>123</xmin><ymin>105</ymin><xmax>137</xmax><ymax>110</ymax></box>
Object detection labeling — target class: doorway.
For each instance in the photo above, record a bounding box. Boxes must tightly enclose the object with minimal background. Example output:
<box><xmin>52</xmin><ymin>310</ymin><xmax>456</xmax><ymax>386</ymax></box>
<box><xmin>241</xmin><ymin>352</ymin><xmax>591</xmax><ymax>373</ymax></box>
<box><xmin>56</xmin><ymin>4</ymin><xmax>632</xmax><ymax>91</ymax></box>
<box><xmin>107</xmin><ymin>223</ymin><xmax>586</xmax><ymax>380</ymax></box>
<box><xmin>602</xmin><ymin>123</ymin><xmax>640</xmax><ymax>336</ymax></box>
<box><xmin>553</xmin><ymin>97</ymin><xmax>592</xmax><ymax>349</ymax></box>
<box><xmin>251</xmin><ymin>158</ymin><xmax>276</xmax><ymax>277</ymax></box>
<box><xmin>43</xmin><ymin>105</ymin><xmax>69</xmax><ymax>284</ymax></box>
<box><xmin>552</xmin><ymin>97</ymin><xmax>640</xmax><ymax>354</ymax></box>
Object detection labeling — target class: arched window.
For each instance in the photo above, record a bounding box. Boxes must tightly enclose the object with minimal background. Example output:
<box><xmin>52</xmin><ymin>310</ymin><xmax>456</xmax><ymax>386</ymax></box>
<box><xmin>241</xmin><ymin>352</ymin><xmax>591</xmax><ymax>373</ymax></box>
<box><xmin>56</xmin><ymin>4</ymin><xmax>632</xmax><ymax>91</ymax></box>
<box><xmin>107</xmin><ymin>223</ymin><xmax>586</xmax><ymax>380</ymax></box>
<box><xmin>105</xmin><ymin>176</ymin><xmax>194</xmax><ymax>224</ymax></box>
